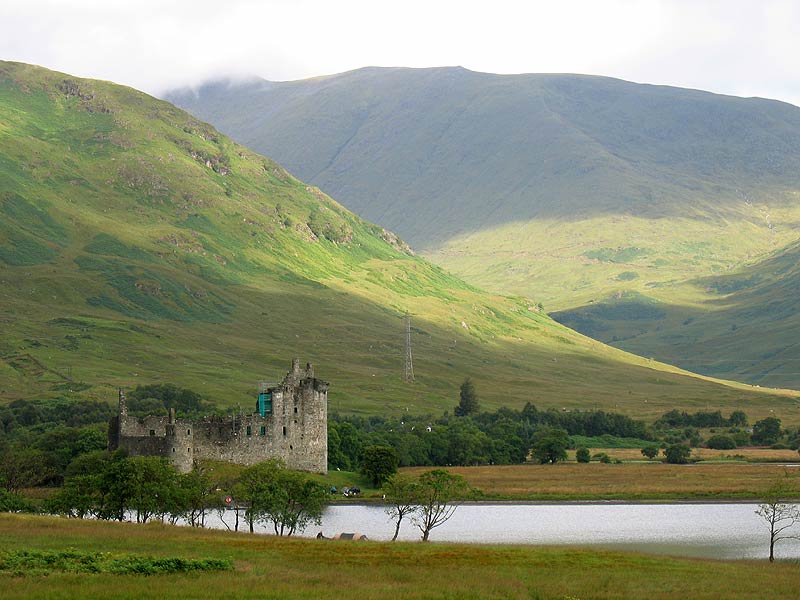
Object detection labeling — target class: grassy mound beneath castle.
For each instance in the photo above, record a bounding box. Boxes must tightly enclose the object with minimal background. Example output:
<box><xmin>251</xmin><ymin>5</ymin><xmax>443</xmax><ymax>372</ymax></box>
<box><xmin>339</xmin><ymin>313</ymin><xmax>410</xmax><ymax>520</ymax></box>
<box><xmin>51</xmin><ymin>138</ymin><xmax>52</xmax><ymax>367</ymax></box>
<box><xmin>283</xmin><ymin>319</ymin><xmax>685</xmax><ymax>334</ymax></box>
<box><xmin>1</xmin><ymin>513</ymin><xmax>799</xmax><ymax>599</ymax></box>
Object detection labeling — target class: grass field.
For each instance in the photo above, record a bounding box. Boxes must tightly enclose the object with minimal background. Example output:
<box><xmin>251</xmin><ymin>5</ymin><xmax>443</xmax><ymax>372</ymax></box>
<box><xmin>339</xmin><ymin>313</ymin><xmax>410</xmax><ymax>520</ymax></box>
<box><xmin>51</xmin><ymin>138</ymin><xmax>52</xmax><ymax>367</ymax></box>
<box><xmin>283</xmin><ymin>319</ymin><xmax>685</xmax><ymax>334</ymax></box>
<box><xmin>1</xmin><ymin>513</ymin><xmax>799</xmax><ymax>599</ymax></box>
<box><xmin>575</xmin><ymin>447</ymin><xmax>800</xmax><ymax>463</ymax></box>
<box><xmin>401</xmin><ymin>463</ymin><xmax>800</xmax><ymax>500</ymax></box>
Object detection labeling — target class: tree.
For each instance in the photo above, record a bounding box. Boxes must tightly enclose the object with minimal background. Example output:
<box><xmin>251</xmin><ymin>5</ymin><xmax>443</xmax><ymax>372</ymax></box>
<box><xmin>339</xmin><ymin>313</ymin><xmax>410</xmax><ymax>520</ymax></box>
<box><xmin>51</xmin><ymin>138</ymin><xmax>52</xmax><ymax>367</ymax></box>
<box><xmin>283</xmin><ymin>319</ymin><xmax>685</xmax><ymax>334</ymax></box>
<box><xmin>382</xmin><ymin>473</ymin><xmax>419</xmax><ymax>541</ymax></box>
<box><xmin>126</xmin><ymin>456</ymin><xmax>180</xmax><ymax>523</ymax></box>
<box><xmin>361</xmin><ymin>445</ymin><xmax>399</xmax><ymax>486</ymax></box>
<box><xmin>0</xmin><ymin>489</ymin><xmax>36</xmax><ymax>513</ymax></box>
<box><xmin>756</xmin><ymin>474</ymin><xmax>800</xmax><ymax>562</ymax></box>
<box><xmin>235</xmin><ymin>459</ymin><xmax>284</xmax><ymax>533</ymax></box>
<box><xmin>752</xmin><ymin>417</ymin><xmax>782</xmax><ymax>446</ymax></box>
<box><xmin>664</xmin><ymin>443</ymin><xmax>691</xmax><ymax>464</ymax></box>
<box><xmin>235</xmin><ymin>460</ymin><xmax>327</xmax><ymax>536</ymax></box>
<box><xmin>96</xmin><ymin>452</ymin><xmax>138</xmax><ymax>521</ymax></box>
<box><xmin>0</xmin><ymin>449</ymin><xmax>55</xmax><ymax>492</ymax></box>
<box><xmin>706</xmin><ymin>434</ymin><xmax>736</xmax><ymax>450</ymax></box>
<box><xmin>263</xmin><ymin>470</ymin><xmax>328</xmax><ymax>536</ymax></box>
<box><xmin>454</xmin><ymin>378</ymin><xmax>479</xmax><ymax>417</ymax></box>
<box><xmin>729</xmin><ymin>410</ymin><xmax>748</xmax><ymax>427</ymax></box>
<box><xmin>413</xmin><ymin>469</ymin><xmax>469</xmax><ymax>541</ymax></box>
<box><xmin>531</xmin><ymin>428</ymin><xmax>569</xmax><ymax>464</ymax></box>
<box><xmin>641</xmin><ymin>445</ymin><xmax>660</xmax><ymax>460</ymax></box>
<box><xmin>168</xmin><ymin>466</ymin><xmax>221</xmax><ymax>527</ymax></box>
<box><xmin>47</xmin><ymin>450</ymin><xmax>113</xmax><ymax>519</ymax></box>
<box><xmin>575</xmin><ymin>447</ymin><xmax>590</xmax><ymax>463</ymax></box>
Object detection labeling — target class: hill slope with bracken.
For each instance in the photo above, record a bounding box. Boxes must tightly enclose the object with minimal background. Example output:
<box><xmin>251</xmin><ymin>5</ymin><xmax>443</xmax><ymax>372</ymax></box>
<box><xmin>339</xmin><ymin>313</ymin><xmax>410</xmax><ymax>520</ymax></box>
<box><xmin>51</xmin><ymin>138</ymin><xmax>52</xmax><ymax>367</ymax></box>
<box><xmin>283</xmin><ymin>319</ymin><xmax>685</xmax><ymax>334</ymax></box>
<box><xmin>0</xmin><ymin>61</ymin><xmax>796</xmax><ymax>422</ymax></box>
<box><xmin>166</xmin><ymin>67</ymin><xmax>800</xmax><ymax>386</ymax></box>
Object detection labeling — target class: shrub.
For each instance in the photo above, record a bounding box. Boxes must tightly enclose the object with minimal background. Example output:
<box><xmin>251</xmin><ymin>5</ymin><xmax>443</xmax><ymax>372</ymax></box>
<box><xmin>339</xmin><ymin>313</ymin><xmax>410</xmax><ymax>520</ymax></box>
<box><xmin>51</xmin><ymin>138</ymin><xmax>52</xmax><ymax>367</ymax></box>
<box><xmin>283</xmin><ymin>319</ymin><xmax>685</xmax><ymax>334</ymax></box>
<box><xmin>664</xmin><ymin>444</ymin><xmax>691</xmax><ymax>464</ymax></box>
<box><xmin>641</xmin><ymin>445</ymin><xmax>659</xmax><ymax>460</ymax></box>
<box><xmin>0</xmin><ymin>490</ymin><xmax>37</xmax><ymax>513</ymax></box>
<box><xmin>575</xmin><ymin>447</ymin><xmax>590</xmax><ymax>463</ymax></box>
<box><xmin>706</xmin><ymin>434</ymin><xmax>736</xmax><ymax>450</ymax></box>
<box><xmin>0</xmin><ymin>549</ymin><xmax>233</xmax><ymax>576</ymax></box>
<box><xmin>593</xmin><ymin>452</ymin><xmax>611</xmax><ymax>464</ymax></box>
<box><xmin>752</xmin><ymin>417</ymin><xmax>782</xmax><ymax>446</ymax></box>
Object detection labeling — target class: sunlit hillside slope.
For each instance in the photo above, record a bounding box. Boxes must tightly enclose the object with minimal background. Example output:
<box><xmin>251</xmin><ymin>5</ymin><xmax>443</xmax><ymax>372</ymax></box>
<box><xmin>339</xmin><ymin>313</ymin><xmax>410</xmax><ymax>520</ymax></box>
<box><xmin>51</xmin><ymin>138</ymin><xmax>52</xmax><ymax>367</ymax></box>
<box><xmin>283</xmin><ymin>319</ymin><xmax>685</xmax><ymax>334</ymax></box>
<box><xmin>1</xmin><ymin>61</ymin><xmax>796</xmax><ymax>422</ymax></box>
<box><xmin>167</xmin><ymin>67</ymin><xmax>800</xmax><ymax>386</ymax></box>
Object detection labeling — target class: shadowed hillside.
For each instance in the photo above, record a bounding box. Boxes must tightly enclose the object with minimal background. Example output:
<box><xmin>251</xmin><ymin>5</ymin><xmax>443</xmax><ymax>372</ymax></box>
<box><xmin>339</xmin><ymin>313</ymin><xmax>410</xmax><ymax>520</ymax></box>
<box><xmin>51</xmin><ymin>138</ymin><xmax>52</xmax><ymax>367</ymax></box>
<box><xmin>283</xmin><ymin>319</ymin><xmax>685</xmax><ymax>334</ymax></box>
<box><xmin>1</xmin><ymin>60</ymin><xmax>797</xmax><ymax>423</ymax></box>
<box><xmin>555</xmin><ymin>240</ymin><xmax>800</xmax><ymax>388</ymax></box>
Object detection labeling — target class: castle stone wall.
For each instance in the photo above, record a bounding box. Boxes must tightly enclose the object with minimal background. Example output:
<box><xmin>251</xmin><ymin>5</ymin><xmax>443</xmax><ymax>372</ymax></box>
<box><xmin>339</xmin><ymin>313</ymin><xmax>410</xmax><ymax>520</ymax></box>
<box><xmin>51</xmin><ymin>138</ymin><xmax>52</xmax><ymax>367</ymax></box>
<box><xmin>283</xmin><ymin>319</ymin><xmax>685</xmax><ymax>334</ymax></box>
<box><xmin>108</xmin><ymin>359</ymin><xmax>327</xmax><ymax>474</ymax></box>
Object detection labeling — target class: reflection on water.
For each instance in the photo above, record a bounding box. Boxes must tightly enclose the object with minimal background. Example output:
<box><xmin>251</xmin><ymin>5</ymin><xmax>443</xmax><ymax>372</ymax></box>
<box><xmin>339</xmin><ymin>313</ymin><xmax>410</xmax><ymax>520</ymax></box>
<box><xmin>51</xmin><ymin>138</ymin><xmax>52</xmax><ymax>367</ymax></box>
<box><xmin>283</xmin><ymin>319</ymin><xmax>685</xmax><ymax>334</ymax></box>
<box><xmin>204</xmin><ymin>503</ymin><xmax>800</xmax><ymax>560</ymax></box>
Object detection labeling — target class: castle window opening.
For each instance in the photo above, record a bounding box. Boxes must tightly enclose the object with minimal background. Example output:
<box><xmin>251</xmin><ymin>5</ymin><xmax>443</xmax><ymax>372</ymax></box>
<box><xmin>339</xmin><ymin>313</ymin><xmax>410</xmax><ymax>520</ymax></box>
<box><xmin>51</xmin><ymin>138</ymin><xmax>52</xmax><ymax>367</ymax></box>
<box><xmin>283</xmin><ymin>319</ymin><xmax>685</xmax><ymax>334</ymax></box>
<box><xmin>246</xmin><ymin>425</ymin><xmax>252</xmax><ymax>436</ymax></box>
<box><xmin>172</xmin><ymin>447</ymin><xmax>175</xmax><ymax>453</ymax></box>
<box><xmin>260</xmin><ymin>426</ymin><xmax>266</xmax><ymax>436</ymax></box>
<box><xmin>187</xmin><ymin>429</ymin><xmax>191</xmax><ymax>435</ymax></box>
<box><xmin>294</xmin><ymin>406</ymin><xmax>298</xmax><ymax>414</ymax></box>
<box><xmin>282</xmin><ymin>426</ymin><xmax>287</xmax><ymax>436</ymax></box>
<box><xmin>149</xmin><ymin>429</ymin><xmax>155</xmax><ymax>436</ymax></box>
<box><xmin>187</xmin><ymin>447</ymin><xmax>190</xmax><ymax>453</ymax></box>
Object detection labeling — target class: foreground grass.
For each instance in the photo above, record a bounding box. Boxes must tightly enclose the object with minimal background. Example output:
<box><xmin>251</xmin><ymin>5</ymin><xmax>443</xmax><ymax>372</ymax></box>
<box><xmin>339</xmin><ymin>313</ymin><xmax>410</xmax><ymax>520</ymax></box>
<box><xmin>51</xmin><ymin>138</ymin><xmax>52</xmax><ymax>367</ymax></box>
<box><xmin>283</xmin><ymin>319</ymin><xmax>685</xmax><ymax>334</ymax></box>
<box><xmin>402</xmin><ymin>463</ymin><xmax>800</xmax><ymax>500</ymax></box>
<box><xmin>1</xmin><ymin>514</ymin><xmax>799</xmax><ymax>599</ymax></box>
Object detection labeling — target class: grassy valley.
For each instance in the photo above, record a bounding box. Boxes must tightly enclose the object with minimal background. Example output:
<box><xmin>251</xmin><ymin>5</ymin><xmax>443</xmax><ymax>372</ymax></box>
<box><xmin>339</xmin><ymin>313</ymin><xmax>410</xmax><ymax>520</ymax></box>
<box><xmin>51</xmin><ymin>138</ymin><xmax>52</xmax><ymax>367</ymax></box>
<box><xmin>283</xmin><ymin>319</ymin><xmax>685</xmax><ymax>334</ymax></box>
<box><xmin>166</xmin><ymin>68</ymin><xmax>800</xmax><ymax>387</ymax></box>
<box><xmin>0</xmin><ymin>61</ymin><xmax>797</xmax><ymax>423</ymax></box>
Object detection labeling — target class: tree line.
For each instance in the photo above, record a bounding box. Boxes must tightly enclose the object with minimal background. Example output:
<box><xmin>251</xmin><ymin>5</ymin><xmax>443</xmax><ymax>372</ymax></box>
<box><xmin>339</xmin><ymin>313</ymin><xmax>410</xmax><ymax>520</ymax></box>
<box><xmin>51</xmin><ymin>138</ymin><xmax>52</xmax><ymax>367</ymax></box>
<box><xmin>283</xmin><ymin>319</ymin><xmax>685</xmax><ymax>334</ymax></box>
<box><xmin>329</xmin><ymin>401</ymin><xmax>651</xmax><ymax>471</ymax></box>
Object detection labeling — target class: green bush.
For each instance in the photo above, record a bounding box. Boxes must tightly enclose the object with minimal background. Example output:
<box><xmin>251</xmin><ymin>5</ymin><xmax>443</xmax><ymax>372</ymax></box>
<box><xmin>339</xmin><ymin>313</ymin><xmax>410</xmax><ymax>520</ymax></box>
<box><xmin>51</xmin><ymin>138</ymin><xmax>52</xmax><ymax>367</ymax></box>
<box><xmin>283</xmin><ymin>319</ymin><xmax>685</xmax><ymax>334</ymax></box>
<box><xmin>0</xmin><ymin>549</ymin><xmax>233</xmax><ymax>576</ymax></box>
<box><xmin>706</xmin><ymin>434</ymin><xmax>736</xmax><ymax>450</ymax></box>
<box><xmin>0</xmin><ymin>490</ymin><xmax>37</xmax><ymax>513</ymax></box>
<box><xmin>593</xmin><ymin>452</ymin><xmax>611</xmax><ymax>464</ymax></box>
<box><xmin>575</xmin><ymin>447</ymin><xmax>590</xmax><ymax>463</ymax></box>
<box><xmin>641</xmin><ymin>445</ymin><xmax>660</xmax><ymax>459</ymax></box>
<box><xmin>664</xmin><ymin>444</ymin><xmax>691</xmax><ymax>464</ymax></box>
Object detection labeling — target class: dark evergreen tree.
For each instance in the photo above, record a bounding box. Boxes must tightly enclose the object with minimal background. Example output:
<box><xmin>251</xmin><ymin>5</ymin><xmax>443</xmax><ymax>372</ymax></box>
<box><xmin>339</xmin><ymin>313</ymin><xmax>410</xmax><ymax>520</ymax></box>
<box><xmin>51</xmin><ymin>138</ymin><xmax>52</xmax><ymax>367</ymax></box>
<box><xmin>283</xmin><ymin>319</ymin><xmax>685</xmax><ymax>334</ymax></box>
<box><xmin>752</xmin><ymin>417</ymin><xmax>782</xmax><ymax>446</ymax></box>
<box><xmin>361</xmin><ymin>445</ymin><xmax>399</xmax><ymax>486</ymax></box>
<box><xmin>454</xmin><ymin>378</ymin><xmax>479</xmax><ymax>417</ymax></box>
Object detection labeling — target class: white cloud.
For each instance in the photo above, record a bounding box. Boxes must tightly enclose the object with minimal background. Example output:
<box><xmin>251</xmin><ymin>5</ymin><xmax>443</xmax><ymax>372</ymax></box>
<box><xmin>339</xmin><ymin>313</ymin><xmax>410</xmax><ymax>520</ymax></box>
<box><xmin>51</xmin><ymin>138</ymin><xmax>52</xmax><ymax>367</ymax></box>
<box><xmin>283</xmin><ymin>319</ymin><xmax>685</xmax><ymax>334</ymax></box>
<box><xmin>0</xmin><ymin>0</ymin><xmax>798</xmax><ymax>106</ymax></box>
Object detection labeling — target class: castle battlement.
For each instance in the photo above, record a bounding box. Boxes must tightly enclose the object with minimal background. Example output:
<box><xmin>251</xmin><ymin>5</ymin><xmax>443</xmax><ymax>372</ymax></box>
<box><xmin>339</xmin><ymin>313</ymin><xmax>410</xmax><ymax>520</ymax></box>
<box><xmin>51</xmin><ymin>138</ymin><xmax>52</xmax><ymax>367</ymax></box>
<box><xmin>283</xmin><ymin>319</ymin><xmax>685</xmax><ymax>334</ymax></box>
<box><xmin>108</xmin><ymin>359</ymin><xmax>328</xmax><ymax>473</ymax></box>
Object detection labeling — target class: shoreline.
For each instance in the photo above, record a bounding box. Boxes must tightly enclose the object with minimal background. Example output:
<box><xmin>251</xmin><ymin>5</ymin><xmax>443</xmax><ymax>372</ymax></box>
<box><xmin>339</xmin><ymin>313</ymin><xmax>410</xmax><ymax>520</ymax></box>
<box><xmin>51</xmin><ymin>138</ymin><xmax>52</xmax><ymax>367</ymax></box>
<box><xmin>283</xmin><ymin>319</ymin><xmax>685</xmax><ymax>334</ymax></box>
<box><xmin>326</xmin><ymin>497</ymin><xmax>783</xmax><ymax>507</ymax></box>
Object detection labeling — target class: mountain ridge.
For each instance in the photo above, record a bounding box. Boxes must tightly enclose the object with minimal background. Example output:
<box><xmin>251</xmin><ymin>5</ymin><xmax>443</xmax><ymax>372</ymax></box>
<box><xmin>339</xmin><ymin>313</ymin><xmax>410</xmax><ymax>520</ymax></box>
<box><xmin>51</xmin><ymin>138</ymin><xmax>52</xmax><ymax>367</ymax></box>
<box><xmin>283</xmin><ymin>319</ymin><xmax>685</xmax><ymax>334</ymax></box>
<box><xmin>1</xmin><ymin>60</ymin><xmax>797</xmax><ymax>424</ymax></box>
<box><xmin>165</xmin><ymin>66</ymin><xmax>800</xmax><ymax>387</ymax></box>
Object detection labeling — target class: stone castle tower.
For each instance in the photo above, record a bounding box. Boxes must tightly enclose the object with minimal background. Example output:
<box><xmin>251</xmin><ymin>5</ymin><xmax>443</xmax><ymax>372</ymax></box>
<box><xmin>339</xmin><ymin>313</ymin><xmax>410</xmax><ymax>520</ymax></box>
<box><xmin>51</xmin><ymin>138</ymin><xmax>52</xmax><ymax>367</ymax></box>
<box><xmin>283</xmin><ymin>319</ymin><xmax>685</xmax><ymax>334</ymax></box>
<box><xmin>108</xmin><ymin>359</ymin><xmax>328</xmax><ymax>473</ymax></box>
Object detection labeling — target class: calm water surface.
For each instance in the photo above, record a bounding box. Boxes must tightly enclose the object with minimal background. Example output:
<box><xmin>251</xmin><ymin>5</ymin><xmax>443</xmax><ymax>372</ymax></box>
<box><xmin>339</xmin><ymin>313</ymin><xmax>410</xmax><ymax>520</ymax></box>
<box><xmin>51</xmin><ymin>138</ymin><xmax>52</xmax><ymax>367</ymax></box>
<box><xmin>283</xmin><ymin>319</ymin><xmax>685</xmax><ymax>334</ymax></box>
<box><xmin>204</xmin><ymin>503</ymin><xmax>800</xmax><ymax>560</ymax></box>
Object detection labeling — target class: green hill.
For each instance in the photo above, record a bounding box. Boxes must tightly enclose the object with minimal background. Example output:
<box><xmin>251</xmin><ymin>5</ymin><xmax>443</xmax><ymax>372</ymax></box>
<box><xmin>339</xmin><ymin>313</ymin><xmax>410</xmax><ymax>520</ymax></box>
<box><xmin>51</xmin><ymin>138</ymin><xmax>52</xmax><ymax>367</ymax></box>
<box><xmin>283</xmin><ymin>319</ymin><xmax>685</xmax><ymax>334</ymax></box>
<box><xmin>166</xmin><ymin>67</ymin><xmax>800</xmax><ymax>386</ymax></box>
<box><xmin>1</xmin><ymin>60</ymin><xmax>796</xmax><ymax>422</ymax></box>
<box><xmin>555</xmin><ymin>239</ymin><xmax>800</xmax><ymax>388</ymax></box>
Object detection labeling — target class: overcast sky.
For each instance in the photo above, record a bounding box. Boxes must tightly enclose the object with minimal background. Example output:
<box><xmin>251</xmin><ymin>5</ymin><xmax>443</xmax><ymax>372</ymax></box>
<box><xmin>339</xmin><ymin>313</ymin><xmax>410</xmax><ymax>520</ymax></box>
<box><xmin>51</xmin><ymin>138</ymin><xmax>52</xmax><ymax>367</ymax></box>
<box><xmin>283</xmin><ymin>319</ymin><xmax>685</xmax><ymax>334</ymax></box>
<box><xmin>2</xmin><ymin>0</ymin><xmax>799</xmax><ymax>106</ymax></box>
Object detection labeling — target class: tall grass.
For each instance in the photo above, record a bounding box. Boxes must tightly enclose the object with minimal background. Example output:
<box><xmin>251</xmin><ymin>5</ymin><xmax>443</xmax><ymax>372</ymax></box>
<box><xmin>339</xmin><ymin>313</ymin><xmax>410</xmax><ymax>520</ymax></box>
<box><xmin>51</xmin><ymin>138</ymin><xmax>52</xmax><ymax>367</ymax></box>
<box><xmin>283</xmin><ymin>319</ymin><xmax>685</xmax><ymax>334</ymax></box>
<box><xmin>1</xmin><ymin>513</ymin><xmax>799</xmax><ymax>599</ymax></box>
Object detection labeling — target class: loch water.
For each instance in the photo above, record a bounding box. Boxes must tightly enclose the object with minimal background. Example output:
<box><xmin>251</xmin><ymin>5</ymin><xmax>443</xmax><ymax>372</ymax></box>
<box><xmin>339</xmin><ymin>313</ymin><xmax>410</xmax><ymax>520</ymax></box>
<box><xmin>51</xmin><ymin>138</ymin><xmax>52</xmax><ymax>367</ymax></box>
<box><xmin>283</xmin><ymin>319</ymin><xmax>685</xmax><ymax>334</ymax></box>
<box><xmin>204</xmin><ymin>502</ymin><xmax>800</xmax><ymax>560</ymax></box>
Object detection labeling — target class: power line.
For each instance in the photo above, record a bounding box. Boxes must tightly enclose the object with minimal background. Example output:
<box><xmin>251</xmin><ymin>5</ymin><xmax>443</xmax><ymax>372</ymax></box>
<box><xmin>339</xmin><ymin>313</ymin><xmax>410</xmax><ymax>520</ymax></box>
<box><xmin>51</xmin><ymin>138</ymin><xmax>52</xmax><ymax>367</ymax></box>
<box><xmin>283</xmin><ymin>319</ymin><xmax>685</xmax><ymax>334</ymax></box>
<box><xmin>404</xmin><ymin>311</ymin><xmax>414</xmax><ymax>383</ymax></box>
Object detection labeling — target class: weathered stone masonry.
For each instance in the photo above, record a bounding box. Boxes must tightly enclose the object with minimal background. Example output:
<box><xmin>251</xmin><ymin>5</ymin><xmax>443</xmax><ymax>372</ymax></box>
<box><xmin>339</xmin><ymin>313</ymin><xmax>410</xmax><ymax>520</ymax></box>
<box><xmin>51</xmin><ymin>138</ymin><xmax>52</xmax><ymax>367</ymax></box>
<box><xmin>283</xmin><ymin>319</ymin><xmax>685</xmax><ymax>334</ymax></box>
<box><xmin>108</xmin><ymin>359</ymin><xmax>327</xmax><ymax>473</ymax></box>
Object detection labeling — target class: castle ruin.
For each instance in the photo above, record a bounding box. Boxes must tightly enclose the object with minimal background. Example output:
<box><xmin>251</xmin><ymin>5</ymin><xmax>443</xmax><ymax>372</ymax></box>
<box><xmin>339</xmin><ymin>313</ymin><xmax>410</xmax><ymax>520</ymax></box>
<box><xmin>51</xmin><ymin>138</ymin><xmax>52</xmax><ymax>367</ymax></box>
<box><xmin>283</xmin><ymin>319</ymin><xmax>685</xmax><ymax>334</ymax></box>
<box><xmin>108</xmin><ymin>359</ymin><xmax>328</xmax><ymax>473</ymax></box>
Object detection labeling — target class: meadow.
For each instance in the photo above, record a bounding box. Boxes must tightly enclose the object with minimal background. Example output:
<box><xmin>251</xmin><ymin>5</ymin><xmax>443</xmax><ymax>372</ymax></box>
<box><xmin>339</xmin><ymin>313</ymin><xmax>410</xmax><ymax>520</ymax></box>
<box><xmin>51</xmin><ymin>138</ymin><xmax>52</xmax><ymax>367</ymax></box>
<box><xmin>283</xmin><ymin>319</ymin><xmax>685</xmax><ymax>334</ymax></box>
<box><xmin>1</xmin><ymin>513</ymin><xmax>799</xmax><ymax>599</ymax></box>
<box><xmin>400</xmin><ymin>462</ymin><xmax>800</xmax><ymax>501</ymax></box>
